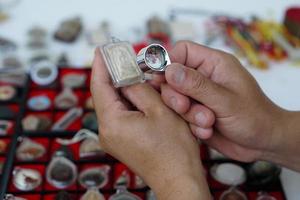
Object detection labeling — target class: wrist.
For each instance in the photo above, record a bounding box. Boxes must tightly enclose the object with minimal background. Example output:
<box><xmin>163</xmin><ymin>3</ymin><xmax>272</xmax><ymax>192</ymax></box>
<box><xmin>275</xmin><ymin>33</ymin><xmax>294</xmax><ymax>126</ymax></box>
<box><xmin>255</xmin><ymin>104</ymin><xmax>285</xmax><ymax>161</ymax></box>
<box><xmin>260</xmin><ymin>109</ymin><xmax>300</xmax><ymax>171</ymax></box>
<box><xmin>157</xmin><ymin>175</ymin><xmax>211</xmax><ymax>200</ymax></box>
<box><xmin>149</xmin><ymin>160</ymin><xmax>211</xmax><ymax>200</ymax></box>
<box><xmin>264</xmin><ymin>107</ymin><xmax>287</xmax><ymax>153</ymax></box>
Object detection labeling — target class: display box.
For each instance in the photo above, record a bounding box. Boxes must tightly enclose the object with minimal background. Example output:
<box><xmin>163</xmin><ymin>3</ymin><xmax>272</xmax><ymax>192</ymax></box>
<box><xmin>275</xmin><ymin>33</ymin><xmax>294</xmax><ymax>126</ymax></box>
<box><xmin>0</xmin><ymin>67</ymin><xmax>288</xmax><ymax>200</ymax></box>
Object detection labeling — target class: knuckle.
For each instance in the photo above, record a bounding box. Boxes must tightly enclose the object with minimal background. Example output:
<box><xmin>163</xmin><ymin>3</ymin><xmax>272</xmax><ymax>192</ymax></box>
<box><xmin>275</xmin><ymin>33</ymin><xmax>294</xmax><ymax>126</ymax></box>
<box><xmin>175</xmin><ymin>40</ymin><xmax>189</xmax><ymax>48</ymax></box>
<box><xmin>190</xmin><ymin>73</ymin><xmax>207</xmax><ymax>92</ymax></box>
<box><xmin>212</xmin><ymin>50</ymin><xmax>240</xmax><ymax>69</ymax></box>
<box><xmin>153</xmin><ymin>105</ymin><xmax>169</xmax><ymax>117</ymax></box>
<box><xmin>206</xmin><ymin>50</ymin><xmax>224</xmax><ymax>68</ymax></box>
<box><xmin>219</xmin><ymin>51</ymin><xmax>238</xmax><ymax>63</ymax></box>
<box><xmin>226</xmin><ymin>53</ymin><xmax>240</xmax><ymax>64</ymax></box>
<box><xmin>215</xmin><ymin>49</ymin><xmax>231</xmax><ymax>58</ymax></box>
<box><xmin>145</xmin><ymin>103</ymin><xmax>168</xmax><ymax>117</ymax></box>
<box><xmin>174</xmin><ymin>40</ymin><xmax>194</xmax><ymax>50</ymax></box>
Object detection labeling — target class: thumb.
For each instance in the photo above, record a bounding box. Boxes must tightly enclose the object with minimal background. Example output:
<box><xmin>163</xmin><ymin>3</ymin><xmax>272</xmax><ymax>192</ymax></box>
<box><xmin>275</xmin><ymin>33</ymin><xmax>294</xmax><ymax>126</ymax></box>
<box><xmin>165</xmin><ymin>63</ymin><xmax>232</xmax><ymax>110</ymax></box>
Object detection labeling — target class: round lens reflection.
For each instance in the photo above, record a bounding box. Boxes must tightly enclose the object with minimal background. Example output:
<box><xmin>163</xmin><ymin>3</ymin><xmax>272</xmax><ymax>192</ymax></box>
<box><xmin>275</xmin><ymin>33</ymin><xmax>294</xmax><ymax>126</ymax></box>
<box><xmin>145</xmin><ymin>45</ymin><xmax>166</xmax><ymax>70</ymax></box>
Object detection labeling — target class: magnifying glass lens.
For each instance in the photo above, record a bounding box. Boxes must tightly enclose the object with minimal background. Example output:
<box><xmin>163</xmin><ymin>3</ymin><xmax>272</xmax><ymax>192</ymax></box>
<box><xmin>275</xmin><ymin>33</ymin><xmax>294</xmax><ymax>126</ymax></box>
<box><xmin>145</xmin><ymin>46</ymin><xmax>166</xmax><ymax>70</ymax></box>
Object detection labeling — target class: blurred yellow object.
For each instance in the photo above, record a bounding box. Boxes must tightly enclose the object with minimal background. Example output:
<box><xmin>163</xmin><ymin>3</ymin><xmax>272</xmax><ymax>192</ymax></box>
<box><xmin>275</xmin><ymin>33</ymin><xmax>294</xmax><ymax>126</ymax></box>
<box><xmin>251</xmin><ymin>20</ymin><xmax>286</xmax><ymax>60</ymax></box>
<box><xmin>252</xmin><ymin>20</ymin><xmax>282</xmax><ymax>41</ymax></box>
<box><xmin>228</xmin><ymin>27</ymin><xmax>268</xmax><ymax>69</ymax></box>
<box><xmin>253</xmin><ymin>20</ymin><xmax>300</xmax><ymax>48</ymax></box>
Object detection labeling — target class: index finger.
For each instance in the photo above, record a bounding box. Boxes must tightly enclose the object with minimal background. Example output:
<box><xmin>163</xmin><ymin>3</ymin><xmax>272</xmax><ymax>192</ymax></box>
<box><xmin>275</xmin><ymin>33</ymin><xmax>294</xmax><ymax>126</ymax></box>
<box><xmin>90</xmin><ymin>48</ymin><xmax>127</xmax><ymax>120</ymax></box>
<box><xmin>169</xmin><ymin>41</ymin><xmax>220</xmax><ymax>78</ymax></box>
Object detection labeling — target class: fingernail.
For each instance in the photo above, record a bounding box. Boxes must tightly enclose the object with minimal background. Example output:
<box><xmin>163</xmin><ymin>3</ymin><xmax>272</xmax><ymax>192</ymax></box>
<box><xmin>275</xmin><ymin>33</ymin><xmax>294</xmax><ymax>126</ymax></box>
<box><xmin>195</xmin><ymin>127</ymin><xmax>204</xmax><ymax>138</ymax></box>
<box><xmin>195</xmin><ymin>127</ymin><xmax>211</xmax><ymax>139</ymax></box>
<box><xmin>170</xmin><ymin>96</ymin><xmax>177</xmax><ymax>108</ymax></box>
<box><xmin>195</xmin><ymin>112</ymin><xmax>207</xmax><ymax>126</ymax></box>
<box><xmin>173</xmin><ymin>66</ymin><xmax>185</xmax><ymax>84</ymax></box>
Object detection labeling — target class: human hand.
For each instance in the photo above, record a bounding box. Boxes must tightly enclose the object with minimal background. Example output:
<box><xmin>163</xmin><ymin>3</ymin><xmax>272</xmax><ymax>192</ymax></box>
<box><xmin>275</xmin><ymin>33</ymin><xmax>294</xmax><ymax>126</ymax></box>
<box><xmin>154</xmin><ymin>41</ymin><xmax>286</xmax><ymax>163</ymax></box>
<box><xmin>90</xmin><ymin>48</ymin><xmax>211</xmax><ymax>200</ymax></box>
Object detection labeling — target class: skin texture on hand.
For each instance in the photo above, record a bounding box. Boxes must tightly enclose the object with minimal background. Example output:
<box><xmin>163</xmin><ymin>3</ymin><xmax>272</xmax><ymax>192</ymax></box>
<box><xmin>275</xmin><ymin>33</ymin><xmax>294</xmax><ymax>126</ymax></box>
<box><xmin>90</xmin><ymin>48</ymin><xmax>211</xmax><ymax>200</ymax></box>
<box><xmin>262</xmin><ymin>110</ymin><xmax>300</xmax><ymax>172</ymax></box>
<box><xmin>152</xmin><ymin>41</ymin><xmax>287</xmax><ymax>164</ymax></box>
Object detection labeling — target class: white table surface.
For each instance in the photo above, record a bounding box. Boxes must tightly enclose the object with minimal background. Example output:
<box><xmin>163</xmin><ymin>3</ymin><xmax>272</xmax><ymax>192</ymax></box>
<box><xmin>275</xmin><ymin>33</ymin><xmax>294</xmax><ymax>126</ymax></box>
<box><xmin>1</xmin><ymin>0</ymin><xmax>300</xmax><ymax>199</ymax></box>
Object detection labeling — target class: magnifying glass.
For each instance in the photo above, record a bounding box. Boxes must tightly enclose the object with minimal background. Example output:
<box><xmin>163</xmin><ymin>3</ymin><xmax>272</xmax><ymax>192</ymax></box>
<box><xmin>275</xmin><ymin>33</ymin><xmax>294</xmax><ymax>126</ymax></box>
<box><xmin>137</xmin><ymin>44</ymin><xmax>171</xmax><ymax>72</ymax></box>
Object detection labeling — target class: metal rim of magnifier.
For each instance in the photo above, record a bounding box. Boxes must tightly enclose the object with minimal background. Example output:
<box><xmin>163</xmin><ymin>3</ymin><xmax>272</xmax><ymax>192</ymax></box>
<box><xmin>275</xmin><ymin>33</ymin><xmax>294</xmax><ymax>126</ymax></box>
<box><xmin>137</xmin><ymin>44</ymin><xmax>170</xmax><ymax>72</ymax></box>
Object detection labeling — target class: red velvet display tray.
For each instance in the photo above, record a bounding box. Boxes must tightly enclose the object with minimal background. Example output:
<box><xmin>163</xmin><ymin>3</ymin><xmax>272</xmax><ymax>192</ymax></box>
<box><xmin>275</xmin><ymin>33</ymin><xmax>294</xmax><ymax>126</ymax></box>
<box><xmin>0</xmin><ymin>67</ymin><xmax>287</xmax><ymax>200</ymax></box>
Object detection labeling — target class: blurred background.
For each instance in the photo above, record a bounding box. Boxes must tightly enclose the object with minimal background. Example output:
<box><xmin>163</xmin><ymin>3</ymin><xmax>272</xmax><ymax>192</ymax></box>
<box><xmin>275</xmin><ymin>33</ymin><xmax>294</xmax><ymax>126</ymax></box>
<box><xmin>0</xmin><ymin>0</ymin><xmax>300</xmax><ymax>199</ymax></box>
<box><xmin>0</xmin><ymin>0</ymin><xmax>300</xmax><ymax>107</ymax></box>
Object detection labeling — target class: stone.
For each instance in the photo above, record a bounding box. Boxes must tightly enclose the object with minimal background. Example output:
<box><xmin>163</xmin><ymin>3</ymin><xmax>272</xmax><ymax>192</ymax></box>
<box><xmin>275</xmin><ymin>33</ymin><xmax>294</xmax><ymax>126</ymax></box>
<box><xmin>16</xmin><ymin>138</ymin><xmax>46</xmax><ymax>161</ymax></box>
<box><xmin>79</xmin><ymin>166</ymin><xmax>110</xmax><ymax>189</ymax></box>
<box><xmin>134</xmin><ymin>175</ymin><xmax>146</xmax><ymax>189</ymax></box>
<box><xmin>27</xmin><ymin>95</ymin><xmax>51</xmax><ymax>111</ymax></box>
<box><xmin>57</xmin><ymin>53</ymin><xmax>69</xmax><ymax>66</ymax></box>
<box><xmin>109</xmin><ymin>188</ymin><xmax>142</xmax><ymax>200</ymax></box>
<box><xmin>0</xmin><ymin>139</ymin><xmax>7</xmax><ymax>153</ymax></box>
<box><xmin>0</xmin><ymin>120</ymin><xmax>13</xmax><ymax>135</ymax></box>
<box><xmin>82</xmin><ymin>112</ymin><xmax>98</xmax><ymax>131</ymax></box>
<box><xmin>22</xmin><ymin>114</ymin><xmax>52</xmax><ymax>131</ymax></box>
<box><xmin>220</xmin><ymin>189</ymin><xmax>247</xmax><ymax>200</ymax></box>
<box><xmin>54</xmin><ymin>17</ymin><xmax>83</xmax><ymax>43</ymax></box>
<box><xmin>55</xmin><ymin>191</ymin><xmax>74</xmax><ymax>200</ymax></box>
<box><xmin>2</xmin><ymin>56</ymin><xmax>22</xmax><ymax>70</ymax></box>
<box><xmin>46</xmin><ymin>156</ymin><xmax>77</xmax><ymax>189</ymax></box>
<box><xmin>62</xmin><ymin>73</ymin><xmax>86</xmax><ymax>88</ymax></box>
<box><xmin>54</xmin><ymin>88</ymin><xmax>78</xmax><ymax>109</ymax></box>
<box><xmin>79</xmin><ymin>137</ymin><xmax>104</xmax><ymax>159</ymax></box>
<box><xmin>210</xmin><ymin>163</ymin><xmax>246</xmax><ymax>186</ymax></box>
<box><xmin>80</xmin><ymin>188</ymin><xmax>105</xmax><ymax>200</ymax></box>
<box><xmin>0</xmin><ymin>36</ymin><xmax>17</xmax><ymax>52</ymax></box>
<box><xmin>13</xmin><ymin>167</ymin><xmax>42</xmax><ymax>191</ymax></box>
<box><xmin>114</xmin><ymin>171</ymin><xmax>130</xmax><ymax>188</ymax></box>
<box><xmin>247</xmin><ymin>161</ymin><xmax>281</xmax><ymax>186</ymax></box>
<box><xmin>0</xmin><ymin>85</ymin><xmax>16</xmax><ymax>101</ymax></box>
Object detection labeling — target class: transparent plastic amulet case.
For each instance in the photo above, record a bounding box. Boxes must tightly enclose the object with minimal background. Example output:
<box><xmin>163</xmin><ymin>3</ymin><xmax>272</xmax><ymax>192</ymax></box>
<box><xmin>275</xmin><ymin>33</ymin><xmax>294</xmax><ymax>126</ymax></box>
<box><xmin>100</xmin><ymin>38</ymin><xmax>170</xmax><ymax>88</ymax></box>
<box><xmin>100</xmin><ymin>39</ymin><xmax>144</xmax><ymax>88</ymax></box>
